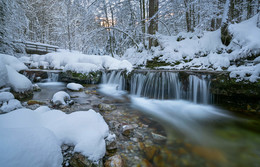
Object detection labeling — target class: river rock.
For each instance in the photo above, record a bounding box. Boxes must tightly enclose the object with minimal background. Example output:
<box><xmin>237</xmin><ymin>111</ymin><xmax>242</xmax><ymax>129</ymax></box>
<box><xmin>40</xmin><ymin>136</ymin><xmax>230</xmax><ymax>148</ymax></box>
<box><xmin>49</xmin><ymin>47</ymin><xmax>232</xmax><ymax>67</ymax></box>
<box><xmin>121</xmin><ymin>124</ymin><xmax>138</xmax><ymax>136</ymax></box>
<box><xmin>151</xmin><ymin>132</ymin><xmax>167</xmax><ymax>142</ymax></box>
<box><xmin>32</xmin><ymin>84</ymin><xmax>41</xmax><ymax>91</ymax></box>
<box><xmin>98</xmin><ymin>103</ymin><xmax>116</xmax><ymax>111</ymax></box>
<box><xmin>106</xmin><ymin>134</ymin><xmax>117</xmax><ymax>153</ymax></box>
<box><xmin>69</xmin><ymin>152</ymin><xmax>103</xmax><ymax>167</ymax></box>
<box><xmin>104</xmin><ymin>154</ymin><xmax>124</xmax><ymax>167</ymax></box>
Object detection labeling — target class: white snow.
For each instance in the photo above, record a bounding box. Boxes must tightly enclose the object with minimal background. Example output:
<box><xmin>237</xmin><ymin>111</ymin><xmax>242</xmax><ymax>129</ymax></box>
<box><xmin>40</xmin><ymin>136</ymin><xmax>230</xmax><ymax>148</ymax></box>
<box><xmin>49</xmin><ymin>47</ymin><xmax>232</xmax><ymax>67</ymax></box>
<box><xmin>0</xmin><ymin>107</ymin><xmax>109</xmax><ymax>166</ymax></box>
<box><xmin>0</xmin><ymin>99</ymin><xmax>22</xmax><ymax>112</ymax></box>
<box><xmin>0</xmin><ymin>92</ymin><xmax>14</xmax><ymax>104</ymax></box>
<box><xmin>52</xmin><ymin>91</ymin><xmax>70</xmax><ymax>105</ymax></box>
<box><xmin>26</xmin><ymin>50</ymin><xmax>133</xmax><ymax>73</ymax></box>
<box><xmin>67</xmin><ymin>83</ymin><xmax>84</xmax><ymax>91</ymax></box>
<box><xmin>64</xmin><ymin>63</ymin><xmax>100</xmax><ymax>74</ymax></box>
<box><xmin>120</xmin><ymin>14</ymin><xmax>260</xmax><ymax>82</ymax></box>
<box><xmin>6</xmin><ymin>65</ymin><xmax>32</xmax><ymax>92</ymax></box>
<box><xmin>0</xmin><ymin>54</ymin><xmax>28</xmax><ymax>71</ymax></box>
<box><xmin>0</xmin><ymin>127</ymin><xmax>63</xmax><ymax>167</ymax></box>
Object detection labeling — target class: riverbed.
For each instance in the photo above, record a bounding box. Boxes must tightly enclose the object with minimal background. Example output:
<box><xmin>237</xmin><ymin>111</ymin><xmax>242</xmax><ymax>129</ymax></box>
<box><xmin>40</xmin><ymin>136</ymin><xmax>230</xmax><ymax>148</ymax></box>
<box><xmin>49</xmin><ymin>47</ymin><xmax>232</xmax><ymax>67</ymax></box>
<box><xmin>26</xmin><ymin>76</ymin><xmax>260</xmax><ymax>167</ymax></box>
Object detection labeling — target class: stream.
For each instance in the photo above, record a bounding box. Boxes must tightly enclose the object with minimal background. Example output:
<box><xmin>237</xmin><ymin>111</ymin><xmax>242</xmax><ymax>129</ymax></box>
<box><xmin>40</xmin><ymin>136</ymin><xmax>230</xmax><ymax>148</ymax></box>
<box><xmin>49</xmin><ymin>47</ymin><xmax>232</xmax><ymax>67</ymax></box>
<box><xmin>28</xmin><ymin>70</ymin><xmax>260</xmax><ymax>167</ymax></box>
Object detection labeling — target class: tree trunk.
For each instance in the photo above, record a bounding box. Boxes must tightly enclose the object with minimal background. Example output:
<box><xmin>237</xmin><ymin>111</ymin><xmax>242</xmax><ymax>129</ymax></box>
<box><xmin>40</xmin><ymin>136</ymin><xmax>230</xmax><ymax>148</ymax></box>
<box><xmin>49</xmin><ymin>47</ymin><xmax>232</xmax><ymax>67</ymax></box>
<box><xmin>221</xmin><ymin>0</ymin><xmax>232</xmax><ymax>46</ymax></box>
<box><xmin>184</xmin><ymin>0</ymin><xmax>190</xmax><ymax>32</ymax></box>
<box><xmin>148</xmin><ymin>0</ymin><xmax>158</xmax><ymax>49</ymax></box>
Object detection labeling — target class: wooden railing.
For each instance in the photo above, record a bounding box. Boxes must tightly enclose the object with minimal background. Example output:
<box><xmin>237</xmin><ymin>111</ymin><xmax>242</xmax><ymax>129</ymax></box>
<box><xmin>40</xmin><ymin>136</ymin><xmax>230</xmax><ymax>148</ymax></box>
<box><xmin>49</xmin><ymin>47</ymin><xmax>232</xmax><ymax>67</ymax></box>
<box><xmin>14</xmin><ymin>41</ymin><xmax>59</xmax><ymax>54</ymax></box>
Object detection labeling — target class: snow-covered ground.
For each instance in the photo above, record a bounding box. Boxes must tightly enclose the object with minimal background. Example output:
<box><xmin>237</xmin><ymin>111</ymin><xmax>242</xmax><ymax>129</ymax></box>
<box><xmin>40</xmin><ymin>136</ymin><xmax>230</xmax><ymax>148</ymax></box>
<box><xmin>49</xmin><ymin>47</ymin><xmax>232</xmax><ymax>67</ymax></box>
<box><xmin>0</xmin><ymin>107</ymin><xmax>109</xmax><ymax>166</ymax></box>
<box><xmin>120</xmin><ymin>14</ymin><xmax>260</xmax><ymax>82</ymax></box>
<box><xmin>19</xmin><ymin>50</ymin><xmax>133</xmax><ymax>73</ymax></box>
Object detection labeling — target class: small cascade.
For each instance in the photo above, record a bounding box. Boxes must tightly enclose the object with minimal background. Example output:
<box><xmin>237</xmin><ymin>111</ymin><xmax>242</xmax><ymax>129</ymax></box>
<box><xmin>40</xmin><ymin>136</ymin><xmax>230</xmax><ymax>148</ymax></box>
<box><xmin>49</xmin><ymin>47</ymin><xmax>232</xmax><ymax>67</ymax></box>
<box><xmin>46</xmin><ymin>72</ymin><xmax>59</xmax><ymax>82</ymax></box>
<box><xmin>188</xmin><ymin>75</ymin><xmax>211</xmax><ymax>104</ymax></box>
<box><xmin>130</xmin><ymin>72</ymin><xmax>181</xmax><ymax>99</ymax></box>
<box><xmin>101</xmin><ymin>70</ymin><xmax>211</xmax><ymax>103</ymax></box>
<box><xmin>101</xmin><ymin>71</ymin><xmax>126</xmax><ymax>90</ymax></box>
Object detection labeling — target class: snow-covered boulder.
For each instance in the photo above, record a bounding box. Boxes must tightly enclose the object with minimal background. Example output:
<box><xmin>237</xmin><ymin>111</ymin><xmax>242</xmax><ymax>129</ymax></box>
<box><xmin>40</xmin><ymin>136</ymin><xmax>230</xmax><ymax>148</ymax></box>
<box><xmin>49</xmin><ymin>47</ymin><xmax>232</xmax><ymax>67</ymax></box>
<box><xmin>0</xmin><ymin>99</ymin><xmax>22</xmax><ymax>113</ymax></box>
<box><xmin>67</xmin><ymin>83</ymin><xmax>84</xmax><ymax>91</ymax></box>
<box><xmin>0</xmin><ymin>53</ymin><xmax>28</xmax><ymax>71</ymax></box>
<box><xmin>0</xmin><ymin>108</ymin><xmax>109</xmax><ymax>165</ymax></box>
<box><xmin>0</xmin><ymin>92</ymin><xmax>14</xmax><ymax>104</ymax></box>
<box><xmin>52</xmin><ymin>91</ymin><xmax>71</xmax><ymax>106</ymax></box>
<box><xmin>6</xmin><ymin>65</ymin><xmax>32</xmax><ymax>93</ymax></box>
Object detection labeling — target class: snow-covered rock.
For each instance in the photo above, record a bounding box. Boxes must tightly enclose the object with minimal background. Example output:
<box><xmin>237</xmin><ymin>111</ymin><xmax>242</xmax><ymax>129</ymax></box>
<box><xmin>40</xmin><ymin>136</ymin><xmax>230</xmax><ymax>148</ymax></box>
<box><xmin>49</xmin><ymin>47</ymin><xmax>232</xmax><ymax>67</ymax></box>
<box><xmin>28</xmin><ymin>50</ymin><xmax>133</xmax><ymax>73</ymax></box>
<box><xmin>0</xmin><ymin>127</ymin><xmax>62</xmax><ymax>167</ymax></box>
<box><xmin>0</xmin><ymin>54</ymin><xmax>28</xmax><ymax>71</ymax></box>
<box><xmin>67</xmin><ymin>83</ymin><xmax>84</xmax><ymax>91</ymax></box>
<box><xmin>0</xmin><ymin>107</ymin><xmax>109</xmax><ymax>165</ymax></box>
<box><xmin>0</xmin><ymin>99</ymin><xmax>22</xmax><ymax>112</ymax></box>
<box><xmin>52</xmin><ymin>91</ymin><xmax>71</xmax><ymax>105</ymax></box>
<box><xmin>0</xmin><ymin>92</ymin><xmax>14</xmax><ymax>104</ymax></box>
<box><xmin>6</xmin><ymin>65</ymin><xmax>32</xmax><ymax>93</ymax></box>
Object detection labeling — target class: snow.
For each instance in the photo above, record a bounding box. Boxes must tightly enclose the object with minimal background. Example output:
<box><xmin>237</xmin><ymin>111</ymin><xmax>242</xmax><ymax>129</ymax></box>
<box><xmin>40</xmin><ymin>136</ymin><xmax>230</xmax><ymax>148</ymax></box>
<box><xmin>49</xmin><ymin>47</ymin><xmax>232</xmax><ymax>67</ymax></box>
<box><xmin>24</xmin><ymin>50</ymin><xmax>133</xmax><ymax>73</ymax></box>
<box><xmin>52</xmin><ymin>91</ymin><xmax>70</xmax><ymax>105</ymax></box>
<box><xmin>0</xmin><ymin>92</ymin><xmax>14</xmax><ymax>103</ymax></box>
<box><xmin>0</xmin><ymin>108</ymin><xmax>109</xmax><ymax>165</ymax></box>
<box><xmin>0</xmin><ymin>99</ymin><xmax>22</xmax><ymax>112</ymax></box>
<box><xmin>64</xmin><ymin>63</ymin><xmax>100</xmax><ymax>74</ymax></box>
<box><xmin>67</xmin><ymin>83</ymin><xmax>84</xmax><ymax>91</ymax></box>
<box><xmin>6</xmin><ymin>65</ymin><xmax>32</xmax><ymax>92</ymax></box>
<box><xmin>0</xmin><ymin>127</ymin><xmax>63</xmax><ymax>167</ymax></box>
<box><xmin>120</xmin><ymin>14</ymin><xmax>260</xmax><ymax>82</ymax></box>
<box><xmin>0</xmin><ymin>53</ymin><xmax>28</xmax><ymax>71</ymax></box>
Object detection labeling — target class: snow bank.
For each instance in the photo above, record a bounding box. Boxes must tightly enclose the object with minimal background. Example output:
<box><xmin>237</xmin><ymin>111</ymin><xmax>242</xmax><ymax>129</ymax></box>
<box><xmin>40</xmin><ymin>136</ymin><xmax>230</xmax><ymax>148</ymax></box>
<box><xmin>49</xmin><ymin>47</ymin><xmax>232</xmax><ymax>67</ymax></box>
<box><xmin>67</xmin><ymin>83</ymin><xmax>84</xmax><ymax>91</ymax></box>
<box><xmin>0</xmin><ymin>127</ymin><xmax>62</xmax><ymax>167</ymax></box>
<box><xmin>26</xmin><ymin>50</ymin><xmax>133</xmax><ymax>73</ymax></box>
<box><xmin>0</xmin><ymin>108</ymin><xmax>109</xmax><ymax>165</ymax></box>
<box><xmin>121</xmin><ymin>14</ymin><xmax>260</xmax><ymax>82</ymax></box>
<box><xmin>228</xmin><ymin>14</ymin><xmax>260</xmax><ymax>59</ymax></box>
<box><xmin>6</xmin><ymin>65</ymin><xmax>32</xmax><ymax>92</ymax></box>
<box><xmin>52</xmin><ymin>91</ymin><xmax>70</xmax><ymax>105</ymax></box>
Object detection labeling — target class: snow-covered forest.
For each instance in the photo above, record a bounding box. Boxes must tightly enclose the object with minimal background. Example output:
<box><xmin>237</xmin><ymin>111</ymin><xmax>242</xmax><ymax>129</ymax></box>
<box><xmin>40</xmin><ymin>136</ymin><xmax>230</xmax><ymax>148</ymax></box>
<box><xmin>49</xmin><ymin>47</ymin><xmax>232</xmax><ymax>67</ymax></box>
<box><xmin>1</xmin><ymin>0</ymin><xmax>260</xmax><ymax>167</ymax></box>
<box><xmin>1</xmin><ymin>0</ymin><xmax>259</xmax><ymax>55</ymax></box>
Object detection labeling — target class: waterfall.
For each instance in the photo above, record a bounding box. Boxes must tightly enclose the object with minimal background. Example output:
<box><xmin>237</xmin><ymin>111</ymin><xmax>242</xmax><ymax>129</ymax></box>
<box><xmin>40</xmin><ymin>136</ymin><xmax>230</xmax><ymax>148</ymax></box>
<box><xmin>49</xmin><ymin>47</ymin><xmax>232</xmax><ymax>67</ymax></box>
<box><xmin>188</xmin><ymin>75</ymin><xmax>211</xmax><ymax>104</ymax></box>
<box><xmin>101</xmin><ymin>70</ymin><xmax>211</xmax><ymax>103</ymax></box>
<box><xmin>46</xmin><ymin>72</ymin><xmax>59</xmax><ymax>82</ymax></box>
<box><xmin>130</xmin><ymin>72</ymin><xmax>181</xmax><ymax>99</ymax></box>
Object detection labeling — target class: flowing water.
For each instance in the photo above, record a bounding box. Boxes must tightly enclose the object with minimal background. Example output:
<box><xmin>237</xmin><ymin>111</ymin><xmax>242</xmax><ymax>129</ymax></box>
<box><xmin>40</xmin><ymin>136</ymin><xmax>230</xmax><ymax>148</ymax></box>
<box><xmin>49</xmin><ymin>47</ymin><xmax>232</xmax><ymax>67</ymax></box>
<box><xmin>99</xmin><ymin>70</ymin><xmax>260</xmax><ymax>167</ymax></box>
<box><xmin>30</xmin><ymin>70</ymin><xmax>260</xmax><ymax>167</ymax></box>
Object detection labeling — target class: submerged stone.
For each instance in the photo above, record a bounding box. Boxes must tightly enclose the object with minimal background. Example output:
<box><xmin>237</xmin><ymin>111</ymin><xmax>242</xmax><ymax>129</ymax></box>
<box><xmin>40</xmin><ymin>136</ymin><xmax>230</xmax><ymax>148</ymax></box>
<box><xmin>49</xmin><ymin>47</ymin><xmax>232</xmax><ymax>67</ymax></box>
<box><xmin>70</xmin><ymin>152</ymin><xmax>103</xmax><ymax>167</ymax></box>
<box><xmin>104</xmin><ymin>154</ymin><xmax>124</xmax><ymax>167</ymax></box>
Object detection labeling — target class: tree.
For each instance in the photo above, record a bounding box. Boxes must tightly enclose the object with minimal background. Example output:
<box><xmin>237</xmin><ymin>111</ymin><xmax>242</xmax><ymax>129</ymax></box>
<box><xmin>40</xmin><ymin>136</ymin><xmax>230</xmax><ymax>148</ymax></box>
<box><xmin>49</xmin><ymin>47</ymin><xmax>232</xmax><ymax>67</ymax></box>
<box><xmin>148</xmin><ymin>0</ymin><xmax>159</xmax><ymax>49</ymax></box>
